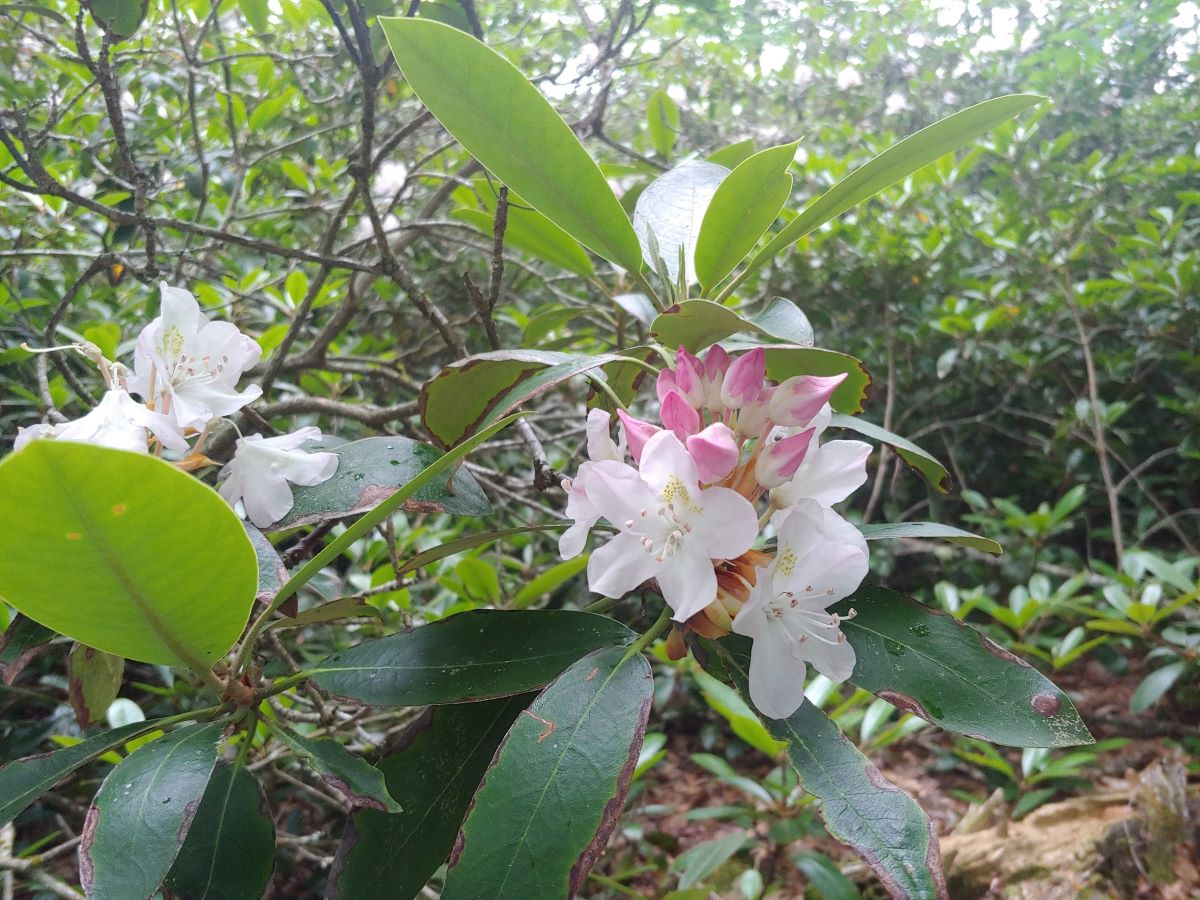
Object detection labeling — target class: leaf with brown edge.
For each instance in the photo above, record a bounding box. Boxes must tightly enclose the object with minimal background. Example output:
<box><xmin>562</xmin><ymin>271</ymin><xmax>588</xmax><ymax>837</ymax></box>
<box><xmin>441</xmin><ymin>645</ymin><xmax>653</xmax><ymax>899</ymax></box>
<box><xmin>0</xmin><ymin>614</ymin><xmax>55</xmax><ymax>685</ymax></box>
<box><xmin>68</xmin><ymin>644</ymin><xmax>124</xmax><ymax>730</ymax></box>
<box><xmin>245</xmin><ymin>523</ymin><xmax>287</xmax><ymax>605</ymax></box>
<box><xmin>327</xmin><ymin>695</ymin><xmax>531</xmax><ymax>900</ymax></box>
<box><xmin>267</xmin><ymin>723</ymin><xmax>401</xmax><ymax>812</ymax></box>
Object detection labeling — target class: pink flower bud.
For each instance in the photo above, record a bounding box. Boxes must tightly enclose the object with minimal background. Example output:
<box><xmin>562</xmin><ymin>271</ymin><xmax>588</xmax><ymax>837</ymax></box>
<box><xmin>703</xmin><ymin>344</ymin><xmax>731</xmax><ymax>412</ymax></box>
<box><xmin>734</xmin><ymin>385</ymin><xmax>775</xmax><ymax>438</ymax></box>
<box><xmin>674</xmin><ymin>346</ymin><xmax>706</xmax><ymax>406</ymax></box>
<box><xmin>686</xmin><ymin>422</ymin><xmax>741</xmax><ymax>483</ymax></box>
<box><xmin>656</xmin><ymin>368</ymin><xmax>678</xmax><ymax>404</ymax></box>
<box><xmin>660</xmin><ymin>390</ymin><xmax>701</xmax><ymax>440</ymax></box>
<box><xmin>754</xmin><ymin>428</ymin><xmax>815</xmax><ymax>488</ymax></box>
<box><xmin>720</xmin><ymin>348</ymin><xmax>766</xmax><ymax>409</ymax></box>
<box><xmin>617</xmin><ymin>409</ymin><xmax>661</xmax><ymax>464</ymax></box>
<box><xmin>769</xmin><ymin>373</ymin><xmax>848</xmax><ymax>427</ymax></box>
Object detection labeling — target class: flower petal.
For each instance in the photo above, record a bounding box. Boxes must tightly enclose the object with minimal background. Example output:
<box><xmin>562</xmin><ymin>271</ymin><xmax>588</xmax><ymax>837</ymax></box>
<box><xmin>587</xmin><ymin>531</ymin><xmax>660</xmax><ymax>599</ymax></box>
<box><xmin>689</xmin><ymin>485</ymin><xmax>759</xmax><ymax>560</ymax></box>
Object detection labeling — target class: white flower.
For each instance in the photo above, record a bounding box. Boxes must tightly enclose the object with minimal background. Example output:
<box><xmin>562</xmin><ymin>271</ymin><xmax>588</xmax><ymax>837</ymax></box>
<box><xmin>14</xmin><ymin>390</ymin><xmax>187</xmax><ymax>455</ymax></box>
<box><xmin>569</xmin><ymin>430</ymin><xmax>758</xmax><ymax>622</ymax></box>
<box><xmin>770</xmin><ymin>404</ymin><xmax>871</xmax><ymax>514</ymax></box>
<box><xmin>836</xmin><ymin>65</ymin><xmax>863</xmax><ymax>90</ymax></box>
<box><xmin>217</xmin><ymin>427</ymin><xmax>338</xmax><ymax>528</ymax></box>
<box><xmin>633</xmin><ymin>160</ymin><xmax>730</xmax><ymax>285</ymax></box>
<box><xmin>559</xmin><ymin>409</ymin><xmax>628</xmax><ymax>559</ymax></box>
<box><xmin>128</xmin><ymin>283</ymin><xmax>262</xmax><ymax>430</ymax></box>
<box><xmin>733</xmin><ymin>500</ymin><xmax>868</xmax><ymax>719</ymax></box>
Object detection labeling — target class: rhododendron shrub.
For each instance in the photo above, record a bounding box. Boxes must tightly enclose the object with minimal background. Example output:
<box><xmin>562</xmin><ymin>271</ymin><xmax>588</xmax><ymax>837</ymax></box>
<box><xmin>0</xmin><ymin>17</ymin><xmax>1092</xmax><ymax>900</ymax></box>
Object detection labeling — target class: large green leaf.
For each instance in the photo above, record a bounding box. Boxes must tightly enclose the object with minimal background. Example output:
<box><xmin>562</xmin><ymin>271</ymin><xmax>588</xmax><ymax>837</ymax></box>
<box><xmin>164</xmin><ymin>763</ymin><xmax>276</xmax><ymax>900</ymax></box>
<box><xmin>0</xmin><ymin>442</ymin><xmax>257</xmax><ymax>668</ymax></box>
<box><xmin>269</xmin><ymin>724</ymin><xmax>401</xmax><ymax>812</ymax></box>
<box><xmin>762</xmin><ymin>346</ymin><xmax>872</xmax><ymax>414</ymax></box>
<box><xmin>328</xmin><ymin>695</ymin><xmax>530</xmax><ymax>899</ymax></box>
<box><xmin>0</xmin><ymin>721</ymin><xmax>152</xmax><ymax>827</ymax></box>
<box><xmin>647</xmin><ymin>89</ymin><xmax>680</xmax><ymax>158</ymax></box>
<box><xmin>452</xmin><ymin>207</ymin><xmax>595</xmax><ymax>277</ymax></box>
<box><xmin>81</xmin><ymin>722</ymin><xmax>224</xmax><ymax>900</ymax></box>
<box><xmin>650</xmin><ymin>297</ymin><xmax>814</xmax><ymax>352</ymax></box>
<box><xmin>721</xmin><ymin>94</ymin><xmax>1045</xmax><ymax>298</ymax></box>
<box><xmin>836</xmin><ymin>587</ymin><xmax>1092</xmax><ymax>748</ymax></box>
<box><xmin>442</xmin><ymin>645</ymin><xmax>653</xmax><ymax>899</ymax></box>
<box><xmin>311</xmin><ymin>609</ymin><xmax>633</xmax><ymax>706</ymax></box>
<box><xmin>695</xmin><ymin>142</ymin><xmax>797</xmax><ymax>293</ymax></box>
<box><xmin>712</xmin><ymin>642</ymin><xmax>946</xmax><ymax>900</ymax></box>
<box><xmin>859</xmin><ymin>522</ymin><xmax>1002</xmax><ymax>555</ymax></box>
<box><xmin>379</xmin><ymin>18</ymin><xmax>642</xmax><ymax>271</ymax></box>
<box><xmin>271</xmin><ymin>436</ymin><xmax>490</xmax><ymax>530</ymax></box>
<box><xmin>420</xmin><ymin>350</ymin><xmax>621</xmax><ymax>448</ymax></box>
<box><xmin>829</xmin><ymin>413</ymin><xmax>950</xmax><ymax>491</ymax></box>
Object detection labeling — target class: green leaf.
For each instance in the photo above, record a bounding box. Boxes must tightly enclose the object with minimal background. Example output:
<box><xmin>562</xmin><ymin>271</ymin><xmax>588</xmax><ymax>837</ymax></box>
<box><xmin>311</xmin><ymin>609</ymin><xmax>633</xmax><ymax>706</ymax></box>
<box><xmin>706</xmin><ymin>139</ymin><xmax>756</xmax><ymax>169</ymax></box>
<box><xmin>236</xmin><ymin>0</ymin><xmax>269</xmax><ymax>32</ymax></box>
<box><xmin>829</xmin><ymin>413</ymin><xmax>950</xmax><ymax>491</ymax></box>
<box><xmin>1130</xmin><ymin>662</ymin><xmax>1185</xmax><ymax>714</ymax></box>
<box><xmin>674</xmin><ymin>832</ymin><xmax>746</xmax><ymax>889</ymax></box>
<box><xmin>68</xmin><ymin>644</ymin><xmax>124</xmax><ymax>730</ymax></box>
<box><xmin>859</xmin><ymin>522</ymin><xmax>1002</xmax><ymax>555</ymax></box>
<box><xmin>0</xmin><ymin>614</ymin><xmax>54</xmax><ymax>685</ymax></box>
<box><xmin>245</xmin><ymin>524</ymin><xmax>287</xmax><ymax>605</ymax></box>
<box><xmin>273</xmin><ymin>596</ymin><xmax>382</xmax><ymax>630</ymax></box>
<box><xmin>269</xmin><ymin>724</ymin><xmax>401</xmax><ymax>812</ymax></box>
<box><xmin>691</xmin><ymin>665</ymin><xmax>785</xmax><ymax>756</ymax></box>
<box><xmin>723</xmin><ymin>94</ymin><xmax>1046</xmax><ymax>298</ymax></box>
<box><xmin>762</xmin><ymin>347</ymin><xmax>872</xmax><ymax>414</ymax></box>
<box><xmin>0</xmin><ymin>721</ymin><xmax>152</xmax><ymax>827</ymax></box>
<box><xmin>452</xmin><ymin>207</ymin><xmax>594</xmax><ymax>277</ymax></box>
<box><xmin>714</xmin><ymin>642</ymin><xmax>946</xmax><ymax>900</ymax></box>
<box><xmin>420</xmin><ymin>350</ymin><xmax>621</xmax><ymax>448</ymax></box>
<box><xmin>835</xmin><ymin>586</ymin><xmax>1093</xmax><ymax>748</ymax></box>
<box><xmin>650</xmin><ymin>297</ymin><xmax>814</xmax><ymax>352</ymax></box>
<box><xmin>86</xmin><ymin>0</ymin><xmax>146</xmax><ymax>37</ymax></box>
<box><xmin>0</xmin><ymin>442</ymin><xmax>257</xmax><ymax>667</ymax></box>
<box><xmin>81</xmin><ymin>722</ymin><xmax>224</xmax><ymax>900</ymax></box>
<box><xmin>328</xmin><ymin>695</ymin><xmax>530</xmax><ymax>900</ymax></box>
<box><xmin>379</xmin><ymin>18</ymin><xmax>641</xmax><ymax>271</ymax></box>
<box><xmin>647</xmin><ymin>89</ymin><xmax>681</xmax><ymax>158</ymax></box>
<box><xmin>270</xmin><ymin>436</ymin><xmax>490</xmax><ymax>530</ymax></box>
<box><xmin>442</xmin><ymin>645</ymin><xmax>653</xmax><ymax>899</ymax></box>
<box><xmin>695</xmin><ymin>142</ymin><xmax>797</xmax><ymax>293</ymax></box>
<box><xmin>792</xmin><ymin>851</ymin><xmax>858</xmax><ymax>900</ymax></box>
<box><xmin>165</xmin><ymin>764</ymin><xmax>276</xmax><ymax>900</ymax></box>
<box><xmin>511</xmin><ymin>555</ymin><xmax>588</xmax><ymax>609</ymax></box>
<box><xmin>396</xmin><ymin>525</ymin><xmax>564</xmax><ymax>577</ymax></box>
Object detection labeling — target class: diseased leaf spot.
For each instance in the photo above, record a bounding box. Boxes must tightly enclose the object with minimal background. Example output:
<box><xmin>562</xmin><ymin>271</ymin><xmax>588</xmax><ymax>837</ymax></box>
<box><xmin>1031</xmin><ymin>692</ymin><xmax>1061</xmax><ymax>716</ymax></box>
<box><xmin>111</xmin><ymin>503</ymin><xmax>127</xmax><ymax>515</ymax></box>
<box><xmin>521</xmin><ymin>709</ymin><xmax>556</xmax><ymax>742</ymax></box>
<box><xmin>66</xmin><ymin>531</ymin><xmax>83</xmax><ymax>541</ymax></box>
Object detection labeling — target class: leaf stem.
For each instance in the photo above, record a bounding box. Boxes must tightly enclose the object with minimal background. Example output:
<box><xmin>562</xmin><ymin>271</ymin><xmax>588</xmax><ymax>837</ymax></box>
<box><xmin>623</xmin><ymin>605</ymin><xmax>672</xmax><ymax>661</ymax></box>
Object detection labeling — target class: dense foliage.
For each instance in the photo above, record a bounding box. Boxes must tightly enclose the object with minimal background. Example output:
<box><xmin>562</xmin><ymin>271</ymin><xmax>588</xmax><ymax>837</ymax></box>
<box><xmin>1</xmin><ymin>1</ymin><xmax>1197</xmax><ymax>897</ymax></box>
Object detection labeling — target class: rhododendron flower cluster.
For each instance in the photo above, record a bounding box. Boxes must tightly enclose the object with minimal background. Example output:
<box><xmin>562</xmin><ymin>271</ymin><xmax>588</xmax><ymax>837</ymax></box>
<box><xmin>12</xmin><ymin>283</ymin><xmax>337</xmax><ymax>529</ymax></box>
<box><xmin>561</xmin><ymin>344</ymin><xmax>872</xmax><ymax>718</ymax></box>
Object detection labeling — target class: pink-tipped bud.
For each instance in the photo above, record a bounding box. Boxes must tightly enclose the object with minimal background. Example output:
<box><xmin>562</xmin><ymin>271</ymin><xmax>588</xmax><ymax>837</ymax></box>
<box><xmin>720</xmin><ymin>348</ymin><xmax>766</xmax><ymax>409</ymax></box>
<box><xmin>617</xmin><ymin>409</ymin><xmax>660</xmax><ymax>464</ymax></box>
<box><xmin>674</xmin><ymin>346</ymin><xmax>706</xmax><ymax>406</ymax></box>
<box><xmin>769</xmin><ymin>373</ymin><xmax>848</xmax><ymax>427</ymax></box>
<box><xmin>733</xmin><ymin>385</ymin><xmax>775</xmax><ymax>438</ymax></box>
<box><xmin>660</xmin><ymin>390</ymin><xmax>701</xmax><ymax>440</ymax></box>
<box><xmin>754</xmin><ymin>428</ymin><xmax>815</xmax><ymax>488</ymax></box>
<box><xmin>686</xmin><ymin>422</ymin><xmax>741</xmax><ymax>483</ymax></box>
<box><xmin>703</xmin><ymin>344</ymin><xmax>731</xmax><ymax>412</ymax></box>
<box><xmin>656</xmin><ymin>368</ymin><xmax>678</xmax><ymax>404</ymax></box>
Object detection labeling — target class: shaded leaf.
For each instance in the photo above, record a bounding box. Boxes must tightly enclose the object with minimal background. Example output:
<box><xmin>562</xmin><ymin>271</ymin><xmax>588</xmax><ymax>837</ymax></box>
<box><xmin>0</xmin><ymin>614</ymin><xmax>55</xmax><ymax>685</ymax></box>
<box><xmin>68</xmin><ymin>644</ymin><xmax>124</xmax><ymax>730</ymax></box>
<box><xmin>269</xmin><ymin>724</ymin><xmax>401</xmax><ymax>812</ymax></box>
<box><xmin>762</xmin><ymin>346</ymin><xmax>872</xmax><ymax>414</ymax></box>
<box><xmin>328</xmin><ymin>695</ymin><xmax>530</xmax><ymax>900</ymax></box>
<box><xmin>311</xmin><ymin>609</ymin><xmax>633</xmax><ymax>706</ymax></box>
<box><xmin>830</xmin><ymin>413</ymin><xmax>949</xmax><ymax>490</ymax></box>
<box><xmin>859</xmin><ymin>522</ymin><xmax>1002</xmax><ymax>555</ymax></box>
<box><xmin>86</xmin><ymin>0</ymin><xmax>146</xmax><ymax>37</ymax></box>
<box><xmin>273</xmin><ymin>596</ymin><xmax>382</xmax><ymax>630</ymax></box>
<box><xmin>245</xmin><ymin>523</ymin><xmax>287</xmax><ymax>605</ymax></box>
<box><xmin>633</xmin><ymin>160</ymin><xmax>729</xmax><ymax>283</ymax></box>
<box><xmin>379</xmin><ymin>18</ymin><xmax>642</xmax><ymax>270</ymax></box>
<box><xmin>442</xmin><ymin>646</ymin><xmax>653</xmax><ymax>898</ymax></box>
<box><xmin>835</xmin><ymin>586</ymin><xmax>1093</xmax><ymax>747</ymax></box>
<box><xmin>650</xmin><ymin>297</ymin><xmax>814</xmax><ymax>352</ymax></box>
<box><xmin>674</xmin><ymin>832</ymin><xmax>746</xmax><ymax>889</ymax></box>
<box><xmin>165</xmin><ymin>764</ymin><xmax>275</xmax><ymax>900</ymax></box>
<box><xmin>81</xmin><ymin>722</ymin><xmax>224</xmax><ymax>900</ymax></box>
<box><xmin>0</xmin><ymin>442</ymin><xmax>257</xmax><ymax>667</ymax></box>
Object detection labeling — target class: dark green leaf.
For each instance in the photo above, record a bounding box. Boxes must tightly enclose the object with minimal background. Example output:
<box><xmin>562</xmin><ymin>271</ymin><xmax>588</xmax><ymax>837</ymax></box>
<box><xmin>835</xmin><ymin>586</ymin><xmax>1093</xmax><ymax>747</ymax></box>
<box><xmin>245</xmin><ymin>524</ymin><xmax>287</xmax><ymax>605</ymax></box>
<box><xmin>311</xmin><ymin>609</ymin><xmax>633</xmax><ymax>706</ymax></box>
<box><xmin>695</xmin><ymin>142</ymin><xmax>797</xmax><ymax>293</ymax></box>
<box><xmin>0</xmin><ymin>614</ymin><xmax>55</xmax><ymax>685</ymax></box>
<box><xmin>379</xmin><ymin>18</ymin><xmax>642</xmax><ymax>270</ymax></box>
<box><xmin>0</xmin><ymin>721</ymin><xmax>151</xmax><ymax>827</ymax></box>
<box><xmin>724</xmin><ymin>95</ymin><xmax>1045</xmax><ymax>297</ymax></box>
<box><xmin>269</xmin><ymin>724</ymin><xmax>401</xmax><ymax>812</ymax></box>
<box><xmin>830</xmin><ymin>413</ymin><xmax>950</xmax><ymax>491</ymax></box>
<box><xmin>442</xmin><ymin>645</ymin><xmax>653</xmax><ymax>898</ymax></box>
<box><xmin>328</xmin><ymin>695</ymin><xmax>530</xmax><ymax>900</ymax></box>
<box><xmin>792</xmin><ymin>851</ymin><xmax>859</xmax><ymax>900</ymax></box>
<box><xmin>420</xmin><ymin>350</ymin><xmax>620</xmax><ymax>448</ymax></box>
<box><xmin>859</xmin><ymin>522</ymin><xmax>1002</xmax><ymax>555</ymax></box>
<box><xmin>0</xmin><ymin>442</ymin><xmax>257</xmax><ymax>667</ymax></box>
<box><xmin>165</xmin><ymin>764</ymin><xmax>275</xmax><ymax>900</ymax></box>
<box><xmin>1130</xmin><ymin>662</ymin><xmax>1185</xmax><ymax>714</ymax></box>
<box><xmin>674</xmin><ymin>831</ymin><xmax>746</xmax><ymax>889</ymax></box>
<box><xmin>68</xmin><ymin>644</ymin><xmax>124</xmax><ymax>730</ymax></box>
<box><xmin>270</xmin><ymin>436</ymin><xmax>490</xmax><ymax>530</ymax></box>
<box><xmin>81</xmin><ymin>722</ymin><xmax>224</xmax><ymax>900</ymax></box>
<box><xmin>86</xmin><ymin>0</ymin><xmax>146</xmax><ymax>37</ymax></box>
